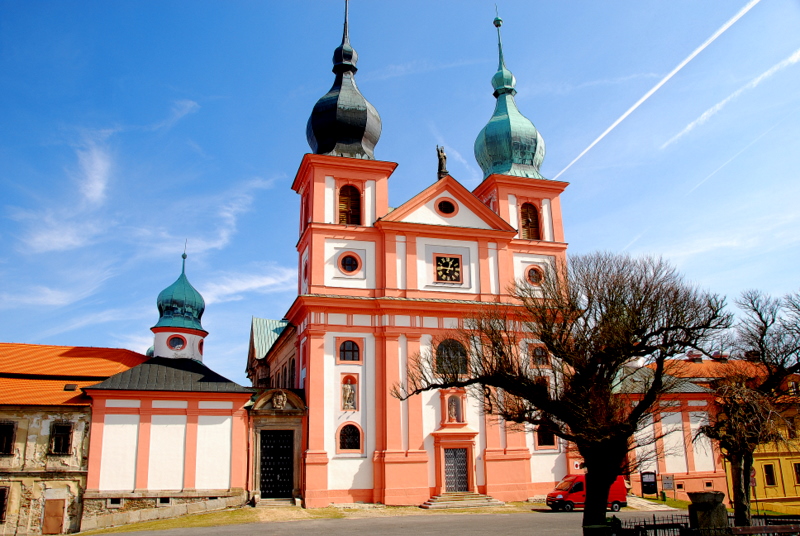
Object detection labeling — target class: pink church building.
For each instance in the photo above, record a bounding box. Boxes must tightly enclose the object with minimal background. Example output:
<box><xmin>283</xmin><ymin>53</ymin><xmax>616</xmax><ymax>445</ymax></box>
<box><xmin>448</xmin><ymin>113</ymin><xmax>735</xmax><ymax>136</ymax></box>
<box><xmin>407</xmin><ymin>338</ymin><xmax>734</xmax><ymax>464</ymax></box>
<box><xmin>246</xmin><ymin>7</ymin><xmax>575</xmax><ymax>508</ymax></box>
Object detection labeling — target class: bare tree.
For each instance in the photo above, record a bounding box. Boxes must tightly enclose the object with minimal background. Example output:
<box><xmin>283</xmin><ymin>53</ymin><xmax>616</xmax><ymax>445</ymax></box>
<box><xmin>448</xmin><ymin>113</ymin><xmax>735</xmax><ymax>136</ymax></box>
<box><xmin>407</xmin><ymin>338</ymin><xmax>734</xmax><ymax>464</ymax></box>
<box><xmin>395</xmin><ymin>252</ymin><xmax>731</xmax><ymax>532</ymax></box>
<box><xmin>699</xmin><ymin>290</ymin><xmax>800</xmax><ymax>526</ymax></box>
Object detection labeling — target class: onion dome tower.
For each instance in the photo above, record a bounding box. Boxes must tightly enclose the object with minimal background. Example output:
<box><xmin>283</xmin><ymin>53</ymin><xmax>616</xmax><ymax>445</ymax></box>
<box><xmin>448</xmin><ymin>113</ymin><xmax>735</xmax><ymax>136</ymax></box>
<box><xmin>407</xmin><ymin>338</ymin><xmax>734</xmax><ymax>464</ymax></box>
<box><xmin>306</xmin><ymin>0</ymin><xmax>382</xmax><ymax>159</ymax></box>
<box><xmin>474</xmin><ymin>15</ymin><xmax>546</xmax><ymax>180</ymax></box>
<box><xmin>150</xmin><ymin>253</ymin><xmax>208</xmax><ymax>362</ymax></box>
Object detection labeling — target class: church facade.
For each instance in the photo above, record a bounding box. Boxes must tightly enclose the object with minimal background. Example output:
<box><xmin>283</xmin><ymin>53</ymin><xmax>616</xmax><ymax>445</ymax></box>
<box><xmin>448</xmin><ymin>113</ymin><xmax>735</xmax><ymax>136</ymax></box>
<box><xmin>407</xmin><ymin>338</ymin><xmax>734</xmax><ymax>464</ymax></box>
<box><xmin>246</xmin><ymin>7</ymin><xmax>575</xmax><ymax>507</ymax></box>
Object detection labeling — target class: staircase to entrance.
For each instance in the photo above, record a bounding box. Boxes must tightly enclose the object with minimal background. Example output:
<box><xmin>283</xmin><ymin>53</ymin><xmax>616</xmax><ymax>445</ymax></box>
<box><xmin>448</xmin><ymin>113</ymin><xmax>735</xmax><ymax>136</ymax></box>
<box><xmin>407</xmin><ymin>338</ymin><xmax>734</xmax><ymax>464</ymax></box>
<box><xmin>421</xmin><ymin>492</ymin><xmax>505</xmax><ymax>509</ymax></box>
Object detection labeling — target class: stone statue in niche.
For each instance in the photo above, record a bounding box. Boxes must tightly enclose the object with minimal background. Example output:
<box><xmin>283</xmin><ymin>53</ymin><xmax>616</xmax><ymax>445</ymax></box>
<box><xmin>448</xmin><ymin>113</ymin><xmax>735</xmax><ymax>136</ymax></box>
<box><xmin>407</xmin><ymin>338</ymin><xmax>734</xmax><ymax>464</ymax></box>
<box><xmin>272</xmin><ymin>390</ymin><xmax>287</xmax><ymax>410</ymax></box>
<box><xmin>448</xmin><ymin>396</ymin><xmax>459</xmax><ymax>422</ymax></box>
<box><xmin>342</xmin><ymin>379</ymin><xmax>356</xmax><ymax>410</ymax></box>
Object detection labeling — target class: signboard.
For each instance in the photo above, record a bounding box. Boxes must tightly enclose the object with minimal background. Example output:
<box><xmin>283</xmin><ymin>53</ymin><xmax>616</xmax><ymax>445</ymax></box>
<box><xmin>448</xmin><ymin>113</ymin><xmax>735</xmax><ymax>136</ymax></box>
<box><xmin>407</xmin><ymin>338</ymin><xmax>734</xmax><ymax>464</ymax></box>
<box><xmin>641</xmin><ymin>471</ymin><xmax>658</xmax><ymax>495</ymax></box>
<box><xmin>750</xmin><ymin>467</ymin><xmax>757</xmax><ymax>488</ymax></box>
<box><xmin>662</xmin><ymin>475</ymin><xmax>674</xmax><ymax>491</ymax></box>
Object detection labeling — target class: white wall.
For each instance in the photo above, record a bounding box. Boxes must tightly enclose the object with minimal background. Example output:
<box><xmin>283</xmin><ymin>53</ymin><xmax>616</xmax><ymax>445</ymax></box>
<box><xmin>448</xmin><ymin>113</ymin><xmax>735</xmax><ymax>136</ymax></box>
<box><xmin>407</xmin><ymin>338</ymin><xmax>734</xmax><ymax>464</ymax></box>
<box><xmin>400</xmin><ymin>190</ymin><xmax>492</xmax><ymax>229</ymax></box>
<box><xmin>661</xmin><ymin>412</ymin><xmax>688</xmax><ymax>474</ymax></box>
<box><xmin>324</xmin><ymin>239</ymin><xmax>376</xmax><ymax>290</ymax></box>
<box><xmin>99</xmin><ymin>414</ymin><xmax>139</xmax><ymax>491</ymax></box>
<box><xmin>689</xmin><ymin>412</ymin><xmax>716</xmax><ymax>472</ymax></box>
<box><xmin>147</xmin><ymin>415</ymin><xmax>186</xmax><ymax>490</ymax></box>
<box><xmin>634</xmin><ymin>414</ymin><xmax>658</xmax><ymax>473</ymax></box>
<box><xmin>415</xmin><ymin>237</ymin><xmax>479</xmax><ymax>294</ymax></box>
<box><xmin>152</xmin><ymin>331</ymin><xmax>205</xmax><ymax>361</ymax></box>
<box><xmin>195</xmin><ymin>415</ymin><xmax>232</xmax><ymax>489</ymax></box>
<box><xmin>326</xmin><ymin>331</ymin><xmax>376</xmax><ymax>489</ymax></box>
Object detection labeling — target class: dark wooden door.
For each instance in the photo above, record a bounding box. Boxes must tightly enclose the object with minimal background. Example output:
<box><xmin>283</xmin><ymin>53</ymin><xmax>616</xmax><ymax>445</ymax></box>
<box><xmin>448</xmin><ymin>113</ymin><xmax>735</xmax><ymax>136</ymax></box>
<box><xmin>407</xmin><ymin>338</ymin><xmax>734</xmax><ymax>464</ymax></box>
<box><xmin>260</xmin><ymin>430</ymin><xmax>294</xmax><ymax>498</ymax></box>
<box><xmin>42</xmin><ymin>499</ymin><xmax>65</xmax><ymax>534</ymax></box>
<box><xmin>444</xmin><ymin>448</ymin><xmax>468</xmax><ymax>492</ymax></box>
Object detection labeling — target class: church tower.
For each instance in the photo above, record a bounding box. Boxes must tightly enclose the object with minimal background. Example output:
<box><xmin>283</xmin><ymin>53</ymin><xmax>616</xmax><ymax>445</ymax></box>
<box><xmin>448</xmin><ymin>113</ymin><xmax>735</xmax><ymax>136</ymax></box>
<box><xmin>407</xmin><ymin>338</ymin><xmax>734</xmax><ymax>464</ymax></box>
<box><xmin>472</xmin><ymin>16</ymin><xmax>568</xmax><ymax>256</ymax></box>
<box><xmin>150</xmin><ymin>253</ymin><xmax>208</xmax><ymax>361</ymax></box>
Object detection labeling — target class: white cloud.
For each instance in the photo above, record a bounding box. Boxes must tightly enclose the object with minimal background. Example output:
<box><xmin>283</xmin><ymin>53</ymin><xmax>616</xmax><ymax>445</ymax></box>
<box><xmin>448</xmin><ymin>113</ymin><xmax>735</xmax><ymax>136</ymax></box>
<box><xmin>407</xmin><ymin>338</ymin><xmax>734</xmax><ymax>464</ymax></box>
<box><xmin>662</xmin><ymin>48</ymin><xmax>800</xmax><ymax>149</ymax></box>
<box><xmin>32</xmin><ymin>307</ymin><xmax>134</xmax><ymax>340</ymax></box>
<box><xmin>520</xmin><ymin>73</ymin><xmax>661</xmax><ymax>96</ymax></box>
<box><xmin>76</xmin><ymin>142</ymin><xmax>112</xmax><ymax>204</ymax></box>
<box><xmin>0</xmin><ymin>286</ymin><xmax>80</xmax><ymax>308</ymax></box>
<box><xmin>16</xmin><ymin>212</ymin><xmax>105</xmax><ymax>253</ymax></box>
<box><xmin>362</xmin><ymin>59</ymin><xmax>483</xmax><ymax>82</ymax></box>
<box><xmin>113</xmin><ymin>332</ymin><xmax>154</xmax><ymax>355</ymax></box>
<box><xmin>201</xmin><ymin>265</ymin><xmax>296</xmax><ymax>305</ymax></box>
<box><xmin>151</xmin><ymin>99</ymin><xmax>200</xmax><ymax>131</ymax></box>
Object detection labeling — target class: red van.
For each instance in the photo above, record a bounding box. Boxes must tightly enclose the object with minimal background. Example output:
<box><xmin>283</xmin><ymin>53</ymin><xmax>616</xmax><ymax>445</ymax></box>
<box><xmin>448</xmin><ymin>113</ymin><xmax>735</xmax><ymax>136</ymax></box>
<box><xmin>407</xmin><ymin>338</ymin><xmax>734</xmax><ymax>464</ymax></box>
<box><xmin>546</xmin><ymin>474</ymin><xmax>628</xmax><ymax>512</ymax></box>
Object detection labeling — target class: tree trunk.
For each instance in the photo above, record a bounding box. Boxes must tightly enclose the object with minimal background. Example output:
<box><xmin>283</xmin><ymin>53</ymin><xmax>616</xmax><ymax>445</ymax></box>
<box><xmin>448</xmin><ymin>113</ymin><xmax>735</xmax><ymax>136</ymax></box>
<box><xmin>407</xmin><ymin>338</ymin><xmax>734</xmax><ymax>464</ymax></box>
<box><xmin>729</xmin><ymin>452</ymin><xmax>753</xmax><ymax>526</ymax></box>
<box><xmin>581</xmin><ymin>449</ymin><xmax>624</xmax><ymax>532</ymax></box>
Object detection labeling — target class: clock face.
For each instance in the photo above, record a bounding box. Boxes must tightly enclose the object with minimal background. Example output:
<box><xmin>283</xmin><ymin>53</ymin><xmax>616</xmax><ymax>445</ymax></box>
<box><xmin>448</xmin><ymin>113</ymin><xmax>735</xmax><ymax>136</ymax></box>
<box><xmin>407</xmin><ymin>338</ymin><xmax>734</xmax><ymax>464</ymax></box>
<box><xmin>435</xmin><ymin>255</ymin><xmax>462</xmax><ymax>283</ymax></box>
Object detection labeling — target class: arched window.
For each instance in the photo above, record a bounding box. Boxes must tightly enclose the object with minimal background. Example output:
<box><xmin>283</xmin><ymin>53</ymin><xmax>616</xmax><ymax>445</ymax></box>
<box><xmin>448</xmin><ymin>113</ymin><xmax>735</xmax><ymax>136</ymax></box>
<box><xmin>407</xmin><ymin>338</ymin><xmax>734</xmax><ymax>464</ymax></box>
<box><xmin>289</xmin><ymin>358</ymin><xmax>296</xmax><ymax>389</ymax></box>
<box><xmin>282</xmin><ymin>365</ymin><xmax>288</xmax><ymax>388</ymax></box>
<box><xmin>436</xmin><ymin>339</ymin><xmax>467</xmax><ymax>375</ymax></box>
<box><xmin>520</xmin><ymin>203</ymin><xmax>541</xmax><ymax>240</ymax></box>
<box><xmin>339</xmin><ymin>185</ymin><xmax>362</xmax><ymax>225</ymax></box>
<box><xmin>339</xmin><ymin>424</ymin><xmax>361</xmax><ymax>450</ymax></box>
<box><xmin>276</xmin><ymin>371</ymin><xmax>281</xmax><ymax>390</ymax></box>
<box><xmin>339</xmin><ymin>340</ymin><xmax>360</xmax><ymax>362</ymax></box>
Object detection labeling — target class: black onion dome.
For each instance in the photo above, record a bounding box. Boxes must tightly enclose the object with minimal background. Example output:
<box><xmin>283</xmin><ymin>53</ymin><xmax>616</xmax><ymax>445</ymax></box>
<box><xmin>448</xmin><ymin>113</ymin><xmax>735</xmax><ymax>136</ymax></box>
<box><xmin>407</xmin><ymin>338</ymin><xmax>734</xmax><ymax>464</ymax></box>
<box><xmin>306</xmin><ymin>0</ymin><xmax>382</xmax><ymax>159</ymax></box>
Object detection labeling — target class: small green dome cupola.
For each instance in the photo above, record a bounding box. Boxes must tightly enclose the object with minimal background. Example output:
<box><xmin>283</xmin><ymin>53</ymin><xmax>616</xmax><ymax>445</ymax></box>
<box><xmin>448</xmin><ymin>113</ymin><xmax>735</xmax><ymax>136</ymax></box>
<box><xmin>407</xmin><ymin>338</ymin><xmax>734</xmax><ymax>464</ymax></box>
<box><xmin>153</xmin><ymin>253</ymin><xmax>207</xmax><ymax>333</ymax></box>
<box><xmin>474</xmin><ymin>15</ymin><xmax>546</xmax><ymax>180</ymax></box>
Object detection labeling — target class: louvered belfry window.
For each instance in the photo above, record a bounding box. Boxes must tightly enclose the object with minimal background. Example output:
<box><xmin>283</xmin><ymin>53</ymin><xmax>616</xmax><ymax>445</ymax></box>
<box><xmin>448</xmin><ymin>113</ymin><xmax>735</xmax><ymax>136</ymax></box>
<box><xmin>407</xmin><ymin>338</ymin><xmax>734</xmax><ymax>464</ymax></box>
<box><xmin>520</xmin><ymin>203</ymin><xmax>541</xmax><ymax>240</ymax></box>
<box><xmin>339</xmin><ymin>185</ymin><xmax>362</xmax><ymax>225</ymax></box>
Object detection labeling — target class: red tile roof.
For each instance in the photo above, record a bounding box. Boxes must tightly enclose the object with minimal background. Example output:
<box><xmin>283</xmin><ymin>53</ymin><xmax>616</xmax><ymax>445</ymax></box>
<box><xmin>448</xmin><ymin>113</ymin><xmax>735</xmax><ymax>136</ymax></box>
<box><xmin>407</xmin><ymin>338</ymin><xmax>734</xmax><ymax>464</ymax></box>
<box><xmin>0</xmin><ymin>378</ymin><xmax>97</xmax><ymax>405</ymax></box>
<box><xmin>0</xmin><ymin>343</ymin><xmax>147</xmax><ymax>377</ymax></box>
<box><xmin>0</xmin><ymin>343</ymin><xmax>148</xmax><ymax>406</ymax></box>
<box><xmin>662</xmin><ymin>359</ymin><xmax>765</xmax><ymax>379</ymax></box>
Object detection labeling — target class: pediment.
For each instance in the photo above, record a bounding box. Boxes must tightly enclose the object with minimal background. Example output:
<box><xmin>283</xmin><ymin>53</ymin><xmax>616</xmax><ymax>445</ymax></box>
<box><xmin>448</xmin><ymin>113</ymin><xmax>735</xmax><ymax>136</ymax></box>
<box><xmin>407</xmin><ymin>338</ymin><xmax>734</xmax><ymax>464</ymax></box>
<box><xmin>252</xmin><ymin>389</ymin><xmax>305</xmax><ymax>412</ymax></box>
<box><xmin>380</xmin><ymin>175</ymin><xmax>515</xmax><ymax>233</ymax></box>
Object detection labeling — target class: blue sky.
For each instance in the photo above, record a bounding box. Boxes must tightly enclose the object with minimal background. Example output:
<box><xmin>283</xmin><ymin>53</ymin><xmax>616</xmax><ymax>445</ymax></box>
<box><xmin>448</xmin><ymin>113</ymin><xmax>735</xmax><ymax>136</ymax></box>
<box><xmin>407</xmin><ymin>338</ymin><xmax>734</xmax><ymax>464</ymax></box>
<box><xmin>1</xmin><ymin>1</ymin><xmax>799</xmax><ymax>384</ymax></box>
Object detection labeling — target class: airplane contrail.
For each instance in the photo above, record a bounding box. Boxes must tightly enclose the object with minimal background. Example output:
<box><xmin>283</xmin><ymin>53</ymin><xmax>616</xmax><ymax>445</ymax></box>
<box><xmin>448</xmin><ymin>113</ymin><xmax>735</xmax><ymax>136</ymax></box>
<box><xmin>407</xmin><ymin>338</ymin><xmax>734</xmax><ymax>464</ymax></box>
<box><xmin>552</xmin><ymin>0</ymin><xmax>762</xmax><ymax>181</ymax></box>
<box><xmin>663</xmin><ymin>47</ymin><xmax>800</xmax><ymax>149</ymax></box>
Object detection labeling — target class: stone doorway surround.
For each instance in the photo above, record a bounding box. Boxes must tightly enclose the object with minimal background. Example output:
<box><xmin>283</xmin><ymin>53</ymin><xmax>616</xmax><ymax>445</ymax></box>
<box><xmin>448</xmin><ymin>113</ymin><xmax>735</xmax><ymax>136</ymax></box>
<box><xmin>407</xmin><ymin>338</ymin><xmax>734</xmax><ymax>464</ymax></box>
<box><xmin>249</xmin><ymin>389</ymin><xmax>306</xmax><ymax>504</ymax></box>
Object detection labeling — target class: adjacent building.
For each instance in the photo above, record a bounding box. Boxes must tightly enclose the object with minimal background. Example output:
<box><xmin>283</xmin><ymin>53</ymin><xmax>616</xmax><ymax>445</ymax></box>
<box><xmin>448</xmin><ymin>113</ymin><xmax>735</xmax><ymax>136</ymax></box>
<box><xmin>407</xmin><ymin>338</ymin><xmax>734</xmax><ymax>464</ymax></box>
<box><xmin>0</xmin><ymin>344</ymin><xmax>146</xmax><ymax>535</ymax></box>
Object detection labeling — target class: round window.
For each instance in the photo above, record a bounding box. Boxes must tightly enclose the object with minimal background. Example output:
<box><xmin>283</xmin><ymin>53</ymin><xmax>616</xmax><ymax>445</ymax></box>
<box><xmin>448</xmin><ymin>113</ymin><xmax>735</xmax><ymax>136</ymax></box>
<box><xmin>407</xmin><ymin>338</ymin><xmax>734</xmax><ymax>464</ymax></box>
<box><xmin>198</xmin><ymin>340</ymin><xmax>204</xmax><ymax>355</ymax></box>
<box><xmin>168</xmin><ymin>336</ymin><xmax>185</xmax><ymax>350</ymax></box>
<box><xmin>437</xmin><ymin>200</ymin><xmax>456</xmax><ymax>215</ymax></box>
<box><xmin>340</xmin><ymin>254</ymin><xmax>359</xmax><ymax>273</ymax></box>
<box><xmin>527</xmin><ymin>267</ymin><xmax>543</xmax><ymax>285</ymax></box>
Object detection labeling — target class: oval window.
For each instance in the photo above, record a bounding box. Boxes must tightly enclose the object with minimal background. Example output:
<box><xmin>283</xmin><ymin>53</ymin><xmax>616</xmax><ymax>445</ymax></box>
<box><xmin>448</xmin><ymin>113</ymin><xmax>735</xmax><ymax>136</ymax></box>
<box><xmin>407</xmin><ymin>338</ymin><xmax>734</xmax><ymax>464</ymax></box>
<box><xmin>437</xmin><ymin>200</ymin><xmax>456</xmax><ymax>215</ymax></box>
<box><xmin>168</xmin><ymin>336</ymin><xmax>185</xmax><ymax>350</ymax></box>
<box><xmin>340</xmin><ymin>255</ymin><xmax>359</xmax><ymax>273</ymax></box>
<box><xmin>527</xmin><ymin>267</ymin><xmax>543</xmax><ymax>285</ymax></box>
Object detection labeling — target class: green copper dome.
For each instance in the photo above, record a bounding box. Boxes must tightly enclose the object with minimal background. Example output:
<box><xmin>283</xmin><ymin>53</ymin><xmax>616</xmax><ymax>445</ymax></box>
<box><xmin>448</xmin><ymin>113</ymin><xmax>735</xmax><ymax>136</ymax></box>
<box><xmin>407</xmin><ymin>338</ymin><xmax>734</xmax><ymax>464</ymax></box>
<box><xmin>306</xmin><ymin>0</ymin><xmax>382</xmax><ymax>159</ymax></box>
<box><xmin>474</xmin><ymin>16</ymin><xmax>546</xmax><ymax>180</ymax></box>
<box><xmin>153</xmin><ymin>253</ymin><xmax>206</xmax><ymax>333</ymax></box>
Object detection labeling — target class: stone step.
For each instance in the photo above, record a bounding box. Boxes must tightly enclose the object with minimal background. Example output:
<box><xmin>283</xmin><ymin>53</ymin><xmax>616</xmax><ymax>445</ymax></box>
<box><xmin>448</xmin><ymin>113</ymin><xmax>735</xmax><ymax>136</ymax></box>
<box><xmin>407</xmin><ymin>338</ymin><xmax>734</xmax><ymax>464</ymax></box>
<box><xmin>255</xmin><ymin>498</ymin><xmax>298</xmax><ymax>508</ymax></box>
<box><xmin>421</xmin><ymin>492</ymin><xmax>505</xmax><ymax>510</ymax></box>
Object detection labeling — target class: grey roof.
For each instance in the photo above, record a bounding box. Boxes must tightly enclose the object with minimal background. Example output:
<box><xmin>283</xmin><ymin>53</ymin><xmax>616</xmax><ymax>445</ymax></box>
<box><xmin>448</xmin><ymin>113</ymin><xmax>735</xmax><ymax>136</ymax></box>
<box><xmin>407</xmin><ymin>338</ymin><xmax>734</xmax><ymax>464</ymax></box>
<box><xmin>84</xmin><ymin>357</ymin><xmax>253</xmax><ymax>393</ymax></box>
<box><xmin>251</xmin><ymin>318</ymin><xmax>290</xmax><ymax>360</ymax></box>
<box><xmin>618</xmin><ymin>366</ymin><xmax>711</xmax><ymax>395</ymax></box>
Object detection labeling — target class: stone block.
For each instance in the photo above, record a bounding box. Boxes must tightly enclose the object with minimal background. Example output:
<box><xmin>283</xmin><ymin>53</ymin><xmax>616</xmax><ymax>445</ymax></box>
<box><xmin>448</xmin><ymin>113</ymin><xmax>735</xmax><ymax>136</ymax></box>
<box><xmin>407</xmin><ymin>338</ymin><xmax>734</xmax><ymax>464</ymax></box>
<box><xmin>139</xmin><ymin>508</ymin><xmax>160</xmax><ymax>522</ymax></box>
<box><xmin>187</xmin><ymin>502</ymin><xmax>206</xmax><ymax>514</ymax></box>
<box><xmin>80</xmin><ymin>518</ymin><xmax>98</xmax><ymax>531</ymax></box>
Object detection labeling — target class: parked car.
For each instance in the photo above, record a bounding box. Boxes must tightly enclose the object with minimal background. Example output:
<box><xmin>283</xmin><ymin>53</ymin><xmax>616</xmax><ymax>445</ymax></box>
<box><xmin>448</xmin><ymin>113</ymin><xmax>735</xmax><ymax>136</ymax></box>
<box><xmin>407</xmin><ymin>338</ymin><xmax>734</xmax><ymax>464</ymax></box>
<box><xmin>546</xmin><ymin>474</ymin><xmax>628</xmax><ymax>512</ymax></box>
